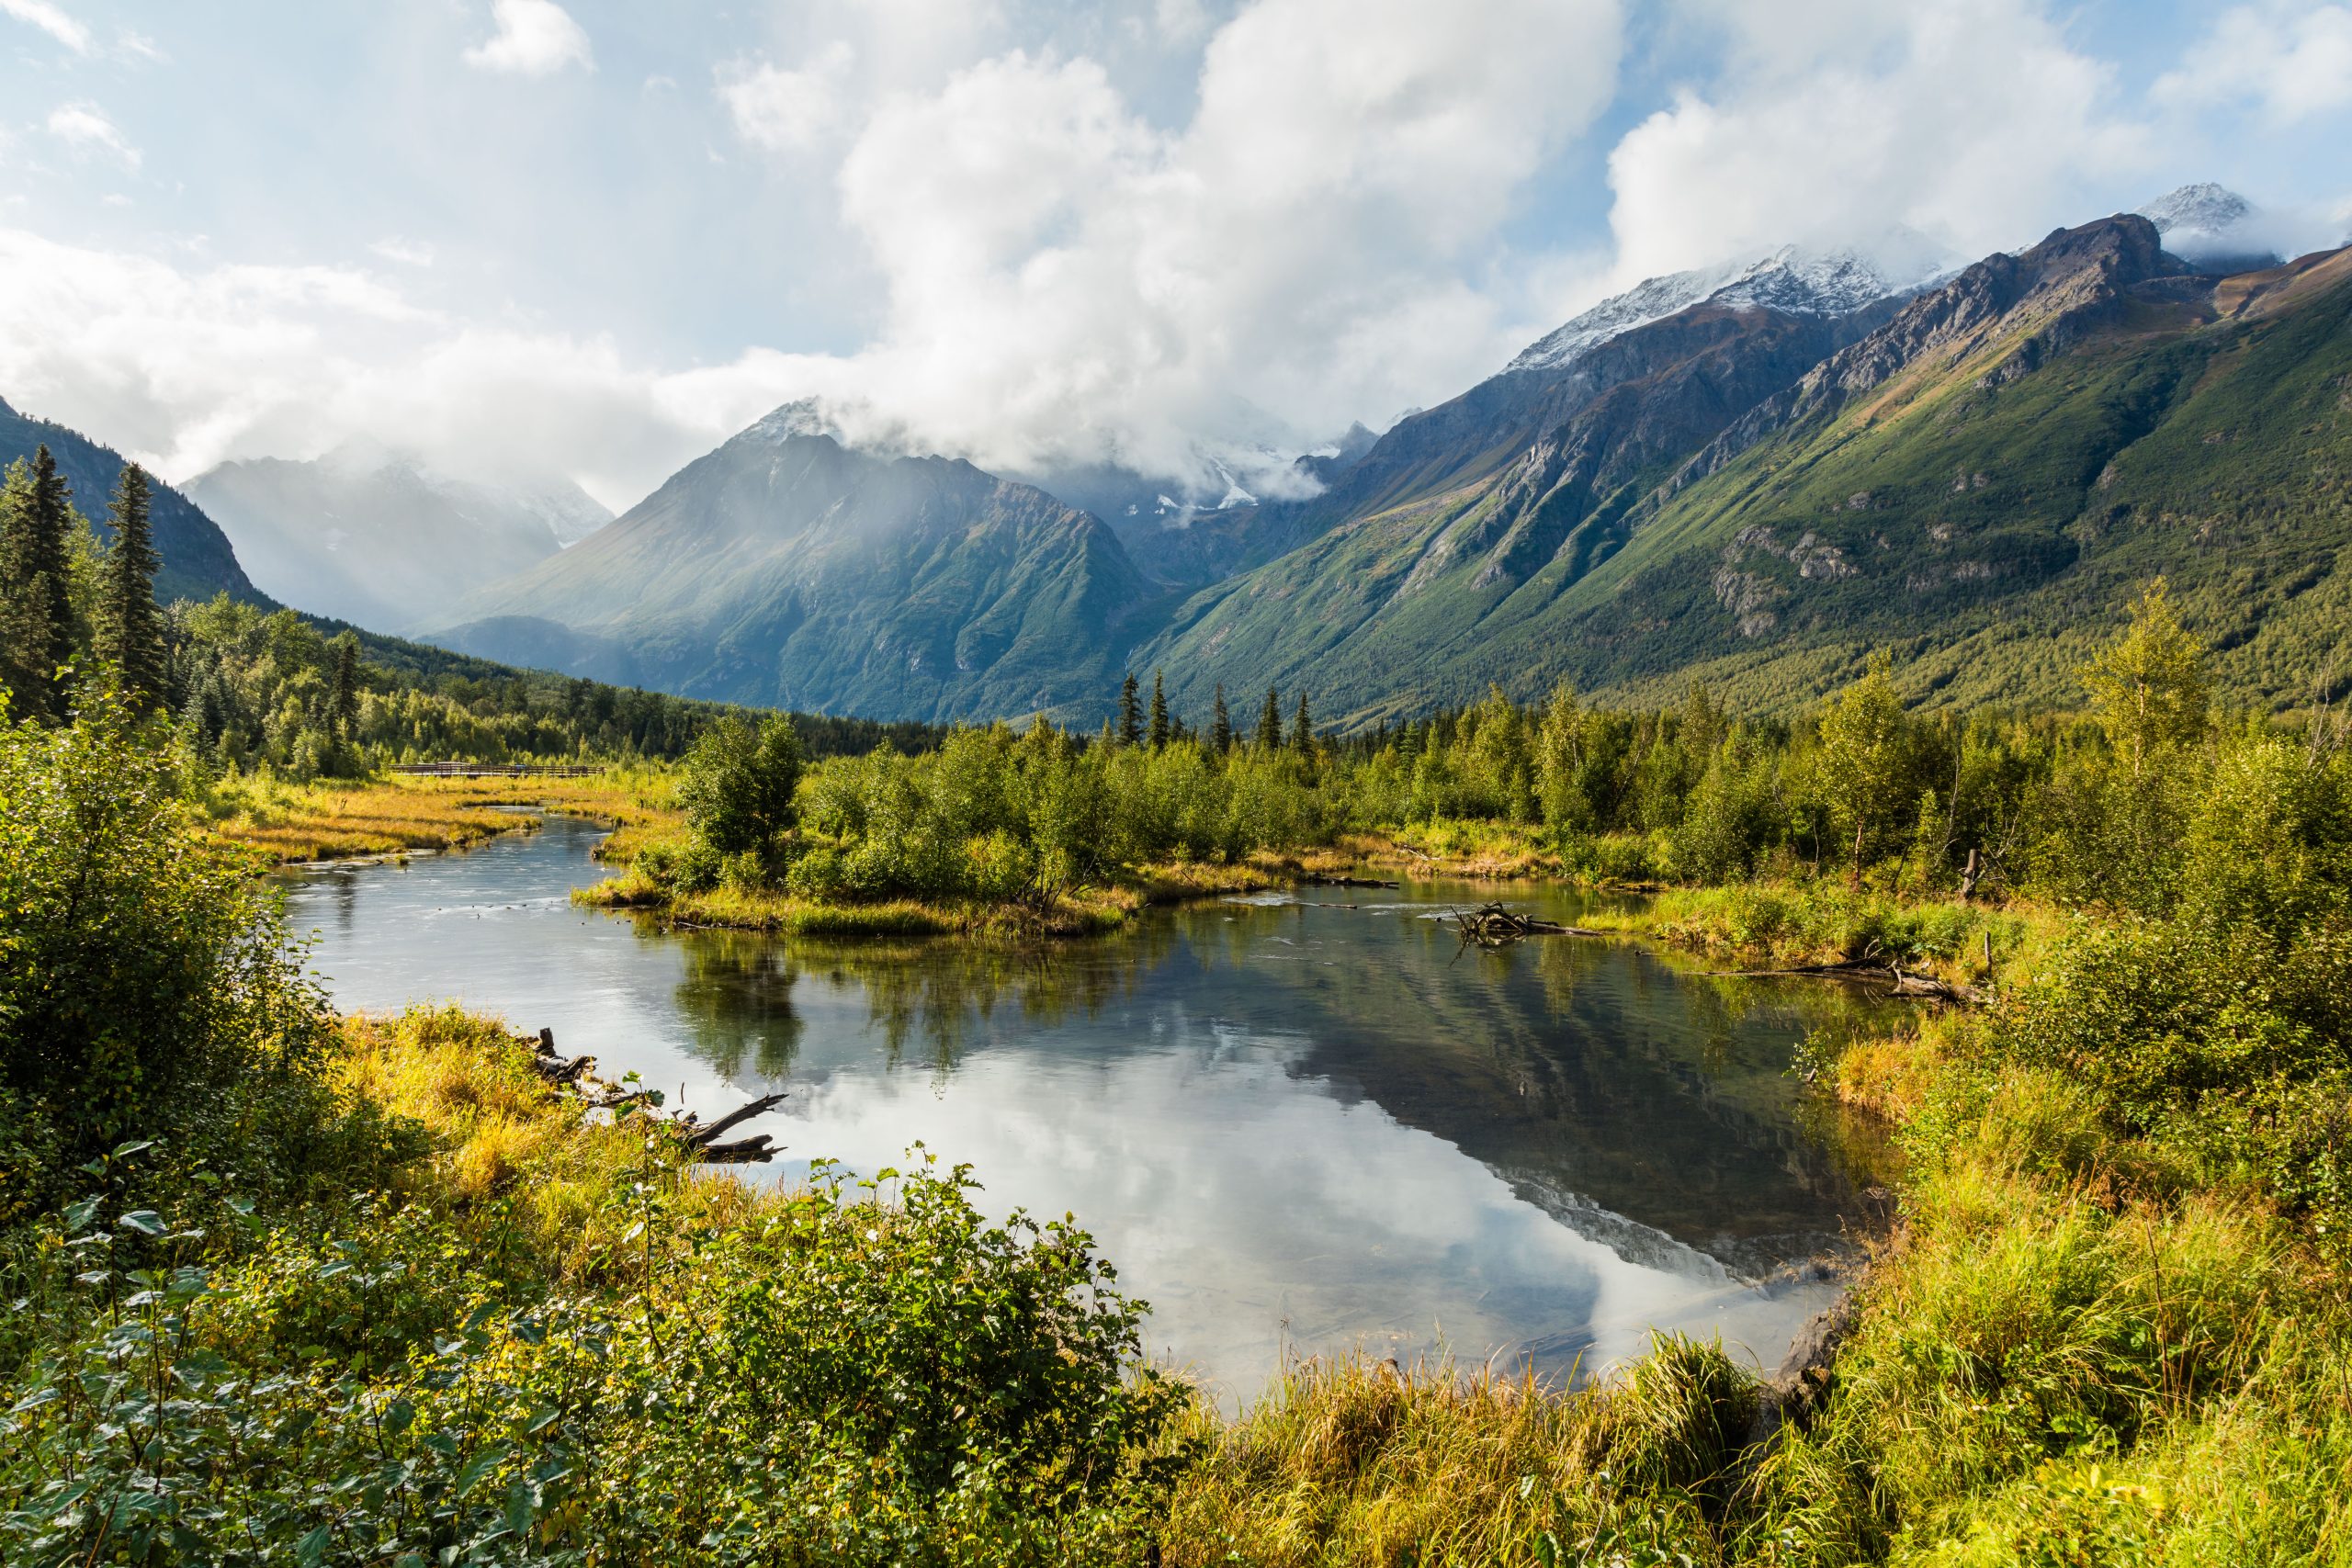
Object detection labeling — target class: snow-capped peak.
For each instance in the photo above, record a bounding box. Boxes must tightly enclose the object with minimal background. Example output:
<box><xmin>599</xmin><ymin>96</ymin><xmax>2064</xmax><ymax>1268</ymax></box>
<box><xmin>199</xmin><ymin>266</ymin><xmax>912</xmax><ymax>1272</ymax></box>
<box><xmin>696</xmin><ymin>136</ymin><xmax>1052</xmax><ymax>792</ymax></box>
<box><xmin>1506</xmin><ymin>244</ymin><xmax>1920</xmax><ymax>377</ymax></box>
<box><xmin>2138</xmin><ymin>183</ymin><xmax>2253</xmax><ymax>238</ymax></box>
<box><xmin>742</xmin><ymin>398</ymin><xmax>846</xmax><ymax>446</ymax></box>
<box><xmin>2133</xmin><ymin>183</ymin><xmax>2279</xmax><ymax>270</ymax></box>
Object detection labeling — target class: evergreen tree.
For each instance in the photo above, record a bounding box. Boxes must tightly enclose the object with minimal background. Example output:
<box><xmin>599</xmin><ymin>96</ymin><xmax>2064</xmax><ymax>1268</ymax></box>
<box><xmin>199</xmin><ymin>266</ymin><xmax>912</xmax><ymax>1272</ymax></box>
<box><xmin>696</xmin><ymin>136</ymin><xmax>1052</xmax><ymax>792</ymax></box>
<box><xmin>0</xmin><ymin>464</ymin><xmax>39</xmax><ymax>717</ymax></box>
<box><xmin>96</xmin><ymin>464</ymin><xmax>170</xmax><ymax>711</ymax></box>
<box><xmin>0</xmin><ymin>449</ymin><xmax>76</xmax><ymax>722</ymax></box>
<box><xmin>1209</xmin><ymin>684</ymin><xmax>1233</xmax><ymax>752</ymax></box>
<box><xmin>1291</xmin><ymin>690</ymin><xmax>1314</xmax><ymax>753</ymax></box>
<box><xmin>1148</xmin><ymin>670</ymin><xmax>1170</xmax><ymax>750</ymax></box>
<box><xmin>1256</xmin><ymin>687</ymin><xmax>1283</xmax><ymax>749</ymax></box>
<box><xmin>1117</xmin><ymin>672</ymin><xmax>1142</xmax><ymax>747</ymax></box>
<box><xmin>328</xmin><ymin>632</ymin><xmax>362</xmax><ymax>742</ymax></box>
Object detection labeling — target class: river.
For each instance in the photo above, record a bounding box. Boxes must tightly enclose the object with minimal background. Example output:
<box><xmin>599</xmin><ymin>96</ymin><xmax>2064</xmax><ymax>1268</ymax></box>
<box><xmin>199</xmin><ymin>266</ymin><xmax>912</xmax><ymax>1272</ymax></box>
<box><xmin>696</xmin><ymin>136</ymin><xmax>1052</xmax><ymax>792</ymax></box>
<box><xmin>283</xmin><ymin>814</ymin><xmax>1886</xmax><ymax>1404</ymax></box>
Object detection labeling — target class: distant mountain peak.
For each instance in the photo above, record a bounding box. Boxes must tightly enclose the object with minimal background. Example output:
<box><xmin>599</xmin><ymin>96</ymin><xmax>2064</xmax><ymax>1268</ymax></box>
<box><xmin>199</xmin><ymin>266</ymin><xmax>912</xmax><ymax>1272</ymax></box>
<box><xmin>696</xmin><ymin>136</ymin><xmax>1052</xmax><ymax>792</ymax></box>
<box><xmin>1506</xmin><ymin>241</ymin><xmax>1936</xmax><ymax>377</ymax></box>
<box><xmin>2139</xmin><ymin>182</ymin><xmax>2253</xmax><ymax>236</ymax></box>
<box><xmin>742</xmin><ymin>399</ymin><xmax>848</xmax><ymax>447</ymax></box>
<box><xmin>2134</xmin><ymin>183</ymin><xmax>2278</xmax><ymax>271</ymax></box>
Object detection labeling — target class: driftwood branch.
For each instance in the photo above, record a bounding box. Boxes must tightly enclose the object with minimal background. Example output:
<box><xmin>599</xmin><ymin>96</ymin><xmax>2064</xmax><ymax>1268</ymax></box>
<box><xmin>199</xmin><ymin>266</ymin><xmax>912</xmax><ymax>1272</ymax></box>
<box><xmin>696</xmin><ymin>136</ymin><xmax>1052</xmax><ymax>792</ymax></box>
<box><xmin>1303</xmin><ymin>873</ymin><xmax>1400</xmax><ymax>889</ymax></box>
<box><xmin>529</xmin><ymin>1029</ymin><xmax>786</xmax><ymax>1162</ymax></box>
<box><xmin>679</xmin><ymin>1092</ymin><xmax>789</xmax><ymax>1149</ymax></box>
<box><xmin>1450</xmin><ymin>902</ymin><xmax>1600</xmax><ymax>948</ymax></box>
<box><xmin>1704</xmin><ymin>959</ymin><xmax>1988</xmax><ymax>1006</ymax></box>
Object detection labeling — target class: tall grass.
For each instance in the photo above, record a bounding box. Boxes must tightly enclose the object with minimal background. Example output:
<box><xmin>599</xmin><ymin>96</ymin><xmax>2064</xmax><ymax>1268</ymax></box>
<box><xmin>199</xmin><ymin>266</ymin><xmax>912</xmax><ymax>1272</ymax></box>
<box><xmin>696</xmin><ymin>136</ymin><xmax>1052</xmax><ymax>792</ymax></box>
<box><xmin>198</xmin><ymin>766</ymin><xmax>679</xmax><ymax>863</ymax></box>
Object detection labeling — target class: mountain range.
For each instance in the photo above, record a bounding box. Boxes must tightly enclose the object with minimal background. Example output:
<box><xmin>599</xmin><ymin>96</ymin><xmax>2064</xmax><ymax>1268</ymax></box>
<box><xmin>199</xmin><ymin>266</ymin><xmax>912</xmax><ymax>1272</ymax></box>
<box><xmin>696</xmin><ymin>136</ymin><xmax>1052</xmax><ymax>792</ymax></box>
<box><xmin>421</xmin><ymin>184</ymin><xmax>2346</xmax><ymax>724</ymax></box>
<box><xmin>7</xmin><ymin>183</ymin><xmax>2345</xmax><ymax>728</ymax></box>
<box><xmin>185</xmin><ymin>444</ymin><xmax>611</xmax><ymax>633</ymax></box>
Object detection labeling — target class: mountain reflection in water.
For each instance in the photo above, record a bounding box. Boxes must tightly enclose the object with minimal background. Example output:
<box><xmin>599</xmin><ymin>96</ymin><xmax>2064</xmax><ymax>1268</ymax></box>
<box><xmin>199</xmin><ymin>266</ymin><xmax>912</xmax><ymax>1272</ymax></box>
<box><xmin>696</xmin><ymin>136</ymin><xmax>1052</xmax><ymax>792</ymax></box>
<box><xmin>285</xmin><ymin>815</ymin><xmax>1888</xmax><ymax>1403</ymax></box>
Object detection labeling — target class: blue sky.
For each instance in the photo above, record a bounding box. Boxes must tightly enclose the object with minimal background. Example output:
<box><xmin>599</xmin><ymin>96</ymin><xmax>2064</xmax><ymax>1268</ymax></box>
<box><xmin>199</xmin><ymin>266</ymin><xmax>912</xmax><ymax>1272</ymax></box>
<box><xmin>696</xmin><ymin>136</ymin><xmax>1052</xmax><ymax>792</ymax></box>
<box><xmin>1</xmin><ymin>0</ymin><xmax>2346</xmax><ymax>508</ymax></box>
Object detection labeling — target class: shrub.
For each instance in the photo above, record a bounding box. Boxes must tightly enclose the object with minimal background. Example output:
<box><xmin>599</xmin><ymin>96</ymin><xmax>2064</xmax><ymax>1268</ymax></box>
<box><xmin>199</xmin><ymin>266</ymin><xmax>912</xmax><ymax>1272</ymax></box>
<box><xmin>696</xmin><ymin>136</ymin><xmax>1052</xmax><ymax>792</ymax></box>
<box><xmin>0</xmin><ymin>694</ymin><xmax>351</xmax><ymax>1208</ymax></box>
<box><xmin>0</xmin><ymin>1150</ymin><xmax>1192</xmax><ymax>1567</ymax></box>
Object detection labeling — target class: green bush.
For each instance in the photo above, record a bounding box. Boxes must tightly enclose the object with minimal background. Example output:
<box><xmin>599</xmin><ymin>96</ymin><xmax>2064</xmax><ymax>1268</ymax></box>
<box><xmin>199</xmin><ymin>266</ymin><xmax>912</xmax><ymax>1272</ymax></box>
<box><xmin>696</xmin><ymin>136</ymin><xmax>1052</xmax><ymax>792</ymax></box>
<box><xmin>0</xmin><ymin>694</ymin><xmax>357</xmax><ymax>1207</ymax></box>
<box><xmin>0</xmin><ymin>1150</ymin><xmax>1191</xmax><ymax>1567</ymax></box>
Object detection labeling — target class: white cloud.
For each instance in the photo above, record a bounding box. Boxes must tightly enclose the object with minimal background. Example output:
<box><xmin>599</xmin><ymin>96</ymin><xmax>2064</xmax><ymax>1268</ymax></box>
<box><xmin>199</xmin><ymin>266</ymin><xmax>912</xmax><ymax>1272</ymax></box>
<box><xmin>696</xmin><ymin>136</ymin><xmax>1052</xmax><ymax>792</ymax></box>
<box><xmin>45</xmin><ymin>101</ymin><xmax>140</xmax><ymax>170</ymax></box>
<box><xmin>727</xmin><ymin>0</ymin><xmax>1623</xmax><ymax>491</ymax></box>
<box><xmin>369</xmin><ymin>237</ymin><xmax>436</xmax><ymax>268</ymax></box>
<box><xmin>0</xmin><ymin>0</ymin><xmax>92</xmax><ymax>54</ymax></box>
<box><xmin>462</xmin><ymin>0</ymin><xmax>592</xmax><ymax>78</ymax></box>
<box><xmin>0</xmin><ymin>228</ymin><xmax>804</xmax><ymax>509</ymax></box>
<box><xmin>1153</xmin><ymin>0</ymin><xmax>1214</xmax><ymax>43</ymax></box>
<box><xmin>1594</xmin><ymin>0</ymin><xmax>2152</xmax><ymax>296</ymax></box>
<box><xmin>2153</xmin><ymin>3</ymin><xmax>2352</xmax><ymax>125</ymax></box>
<box><xmin>719</xmin><ymin>41</ymin><xmax>856</xmax><ymax>153</ymax></box>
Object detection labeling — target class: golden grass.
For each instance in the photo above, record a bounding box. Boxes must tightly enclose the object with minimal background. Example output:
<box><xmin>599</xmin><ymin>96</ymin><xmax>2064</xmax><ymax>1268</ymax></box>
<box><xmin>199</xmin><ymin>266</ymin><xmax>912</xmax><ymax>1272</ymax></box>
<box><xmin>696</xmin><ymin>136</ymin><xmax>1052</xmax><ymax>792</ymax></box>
<box><xmin>578</xmin><ymin>867</ymin><xmax>1146</xmax><ymax>939</ymax></box>
<box><xmin>1161</xmin><ymin>1345</ymin><xmax>1751</xmax><ymax>1567</ymax></box>
<box><xmin>201</xmin><ymin>768</ymin><xmax>681</xmax><ymax>864</ymax></box>
<box><xmin>337</xmin><ymin>1003</ymin><xmax>774</xmax><ymax>1279</ymax></box>
<box><xmin>1356</xmin><ymin>822</ymin><xmax>1564</xmax><ymax>881</ymax></box>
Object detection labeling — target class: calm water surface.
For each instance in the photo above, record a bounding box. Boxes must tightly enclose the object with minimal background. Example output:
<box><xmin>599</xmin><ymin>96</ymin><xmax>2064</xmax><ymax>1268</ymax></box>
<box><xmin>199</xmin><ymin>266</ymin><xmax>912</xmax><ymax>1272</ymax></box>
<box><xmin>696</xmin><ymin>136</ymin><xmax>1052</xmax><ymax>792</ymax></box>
<box><xmin>285</xmin><ymin>816</ymin><xmax>1883</xmax><ymax>1402</ymax></box>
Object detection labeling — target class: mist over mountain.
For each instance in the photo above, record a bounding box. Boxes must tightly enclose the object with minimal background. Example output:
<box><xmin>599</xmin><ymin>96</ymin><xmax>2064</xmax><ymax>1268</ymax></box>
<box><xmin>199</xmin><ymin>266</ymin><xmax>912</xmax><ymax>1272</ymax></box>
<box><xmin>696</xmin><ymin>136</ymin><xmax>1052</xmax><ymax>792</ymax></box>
<box><xmin>429</xmin><ymin>412</ymin><xmax>1154</xmax><ymax>720</ymax></box>
<box><xmin>186</xmin><ymin>445</ymin><xmax>612</xmax><ymax>634</ymax></box>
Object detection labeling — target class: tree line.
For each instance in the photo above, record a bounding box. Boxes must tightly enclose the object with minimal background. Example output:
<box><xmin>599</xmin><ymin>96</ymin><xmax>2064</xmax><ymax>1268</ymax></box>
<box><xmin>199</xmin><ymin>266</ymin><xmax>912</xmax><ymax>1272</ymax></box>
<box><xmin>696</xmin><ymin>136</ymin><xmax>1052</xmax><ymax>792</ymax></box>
<box><xmin>633</xmin><ymin>581</ymin><xmax>2324</xmax><ymax>925</ymax></box>
<box><xmin>0</xmin><ymin>446</ymin><xmax>950</xmax><ymax>776</ymax></box>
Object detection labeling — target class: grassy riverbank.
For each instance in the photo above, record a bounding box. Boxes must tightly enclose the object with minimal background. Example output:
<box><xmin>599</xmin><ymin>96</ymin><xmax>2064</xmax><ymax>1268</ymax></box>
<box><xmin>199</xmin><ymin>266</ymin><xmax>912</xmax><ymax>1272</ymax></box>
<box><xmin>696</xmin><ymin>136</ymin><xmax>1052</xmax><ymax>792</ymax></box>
<box><xmin>197</xmin><ymin>766</ymin><xmax>676</xmax><ymax>863</ymax></box>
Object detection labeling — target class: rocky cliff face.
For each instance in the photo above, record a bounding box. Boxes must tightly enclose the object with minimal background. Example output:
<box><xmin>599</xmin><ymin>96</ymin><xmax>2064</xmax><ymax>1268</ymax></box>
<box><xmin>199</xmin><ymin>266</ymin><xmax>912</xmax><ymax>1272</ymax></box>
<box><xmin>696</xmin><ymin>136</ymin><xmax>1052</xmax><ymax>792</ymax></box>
<box><xmin>1669</xmin><ymin>216</ymin><xmax>2189</xmax><ymax>494</ymax></box>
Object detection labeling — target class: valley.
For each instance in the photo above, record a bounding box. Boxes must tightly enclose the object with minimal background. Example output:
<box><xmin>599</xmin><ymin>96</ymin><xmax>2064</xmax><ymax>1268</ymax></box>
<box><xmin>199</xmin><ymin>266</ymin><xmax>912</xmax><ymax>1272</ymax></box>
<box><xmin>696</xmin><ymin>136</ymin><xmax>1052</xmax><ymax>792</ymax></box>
<box><xmin>4</xmin><ymin>17</ymin><xmax>2352</xmax><ymax>1551</ymax></box>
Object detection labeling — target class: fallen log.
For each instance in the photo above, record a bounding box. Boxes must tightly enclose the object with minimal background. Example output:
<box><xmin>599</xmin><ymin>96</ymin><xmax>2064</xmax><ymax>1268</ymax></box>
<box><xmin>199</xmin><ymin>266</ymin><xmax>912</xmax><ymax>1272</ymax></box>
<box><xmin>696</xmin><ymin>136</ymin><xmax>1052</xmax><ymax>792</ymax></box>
<box><xmin>1703</xmin><ymin>960</ymin><xmax>1988</xmax><ymax>1005</ymax></box>
<box><xmin>678</xmin><ymin>1091</ymin><xmax>789</xmax><ymax>1149</ymax></box>
<box><xmin>1450</xmin><ymin>902</ymin><xmax>1601</xmax><ymax>946</ymax></box>
<box><xmin>1304</xmin><ymin>873</ymin><xmax>1401</xmax><ymax>889</ymax></box>
<box><xmin>697</xmin><ymin>1134</ymin><xmax>778</xmax><ymax>1165</ymax></box>
<box><xmin>530</xmin><ymin>1030</ymin><xmax>786</xmax><ymax>1161</ymax></box>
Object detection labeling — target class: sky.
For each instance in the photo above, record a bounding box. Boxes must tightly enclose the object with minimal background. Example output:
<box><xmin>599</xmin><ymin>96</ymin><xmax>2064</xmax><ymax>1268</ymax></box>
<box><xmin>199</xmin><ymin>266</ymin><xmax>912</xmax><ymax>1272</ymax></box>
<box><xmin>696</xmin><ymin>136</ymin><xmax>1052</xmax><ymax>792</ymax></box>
<box><xmin>0</xmin><ymin>0</ymin><xmax>2346</xmax><ymax>512</ymax></box>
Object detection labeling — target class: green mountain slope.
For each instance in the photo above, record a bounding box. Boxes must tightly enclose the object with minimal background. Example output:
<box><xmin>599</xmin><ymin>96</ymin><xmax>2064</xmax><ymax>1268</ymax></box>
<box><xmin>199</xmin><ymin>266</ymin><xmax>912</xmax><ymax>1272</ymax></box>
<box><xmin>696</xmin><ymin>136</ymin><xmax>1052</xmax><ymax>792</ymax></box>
<box><xmin>1147</xmin><ymin>218</ymin><xmax>2352</xmax><ymax>720</ymax></box>
<box><xmin>1132</xmin><ymin>298</ymin><xmax>1896</xmax><ymax>718</ymax></box>
<box><xmin>0</xmin><ymin>398</ymin><xmax>264</xmax><ymax>606</ymax></box>
<box><xmin>431</xmin><ymin>417</ymin><xmax>1161</xmax><ymax>722</ymax></box>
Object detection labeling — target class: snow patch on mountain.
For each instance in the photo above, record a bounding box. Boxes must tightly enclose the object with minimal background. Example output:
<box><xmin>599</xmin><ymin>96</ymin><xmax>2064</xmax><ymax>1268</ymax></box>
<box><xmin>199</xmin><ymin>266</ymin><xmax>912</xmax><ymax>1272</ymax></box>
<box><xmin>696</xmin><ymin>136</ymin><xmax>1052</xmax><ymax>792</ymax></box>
<box><xmin>1506</xmin><ymin>244</ymin><xmax>1928</xmax><ymax>377</ymax></box>
<box><xmin>2135</xmin><ymin>183</ymin><xmax>2286</xmax><ymax>270</ymax></box>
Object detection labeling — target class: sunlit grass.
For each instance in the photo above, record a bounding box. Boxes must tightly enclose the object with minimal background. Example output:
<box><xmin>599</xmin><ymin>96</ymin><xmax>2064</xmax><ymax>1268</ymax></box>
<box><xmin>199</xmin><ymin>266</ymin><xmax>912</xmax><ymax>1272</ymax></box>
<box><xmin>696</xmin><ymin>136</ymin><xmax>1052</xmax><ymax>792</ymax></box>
<box><xmin>198</xmin><ymin>767</ymin><xmax>682</xmax><ymax>863</ymax></box>
<box><xmin>336</xmin><ymin>1003</ymin><xmax>775</xmax><ymax>1280</ymax></box>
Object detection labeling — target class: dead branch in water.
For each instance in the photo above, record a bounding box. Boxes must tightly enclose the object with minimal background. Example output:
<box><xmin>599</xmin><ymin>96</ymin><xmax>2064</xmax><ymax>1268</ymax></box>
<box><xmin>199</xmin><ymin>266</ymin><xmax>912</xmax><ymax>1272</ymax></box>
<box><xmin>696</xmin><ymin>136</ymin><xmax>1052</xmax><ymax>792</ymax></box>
<box><xmin>1704</xmin><ymin>959</ymin><xmax>1989</xmax><ymax>1006</ymax></box>
<box><xmin>531</xmin><ymin>1028</ymin><xmax>786</xmax><ymax>1161</ymax></box>
<box><xmin>1449</xmin><ymin>901</ymin><xmax>1600</xmax><ymax>948</ymax></box>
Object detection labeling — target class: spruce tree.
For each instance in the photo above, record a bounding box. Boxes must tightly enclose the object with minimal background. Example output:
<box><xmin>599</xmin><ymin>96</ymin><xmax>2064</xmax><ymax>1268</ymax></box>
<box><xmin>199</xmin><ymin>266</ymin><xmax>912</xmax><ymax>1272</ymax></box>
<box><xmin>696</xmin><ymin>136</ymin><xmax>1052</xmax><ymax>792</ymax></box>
<box><xmin>328</xmin><ymin>632</ymin><xmax>362</xmax><ymax>741</ymax></box>
<box><xmin>1256</xmin><ymin>687</ymin><xmax>1283</xmax><ymax>749</ymax></box>
<box><xmin>1148</xmin><ymin>670</ymin><xmax>1170</xmax><ymax>750</ymax></box>
<box><xmin>1117</xmin><ymin>672</ymin><xmax>1142</xmax><ymax>746</ymax></box>
<box><xmin>0</xmin><ymin>448</ymin><xmax>75</xmax><ymax>721</ymax></box>
<box><xmin>1209</xmin><ymin>684</ymin><xmax>1232</xmax><ymax>752</ymax></box>
<box><xmin>0</xmin><ymin>462</ymin><xmax>40</xmax><ymax>716</ymax></box>
<box><xmin>1291</xmin><ymin>690</ymin><xmax>1314</xmax><ymax>752</ymax></box>
<box><xmin>96</xmin><ymin>463</ymin><xmax>171</xmax><ymax>711</ymax></box>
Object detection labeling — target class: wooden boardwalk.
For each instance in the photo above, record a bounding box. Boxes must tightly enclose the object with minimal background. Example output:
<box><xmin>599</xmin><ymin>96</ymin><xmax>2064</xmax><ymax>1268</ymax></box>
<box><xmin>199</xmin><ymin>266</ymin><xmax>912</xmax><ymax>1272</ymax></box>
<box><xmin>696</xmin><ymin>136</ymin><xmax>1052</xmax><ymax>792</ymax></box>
<box><xmin>389</xmin><ymin>761</ymin><xmax>605</xmax><ymax>779</ymax></box>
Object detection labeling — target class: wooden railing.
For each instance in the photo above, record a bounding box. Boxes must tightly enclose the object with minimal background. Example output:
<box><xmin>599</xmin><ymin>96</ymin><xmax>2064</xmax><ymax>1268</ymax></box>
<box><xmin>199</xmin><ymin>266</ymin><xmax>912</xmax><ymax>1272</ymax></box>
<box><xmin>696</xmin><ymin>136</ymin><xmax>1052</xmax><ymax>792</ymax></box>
<box><xmin>389</xmin><ymin>761</ymin><xmax>606</xmax><ymax>779</ymax></box>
